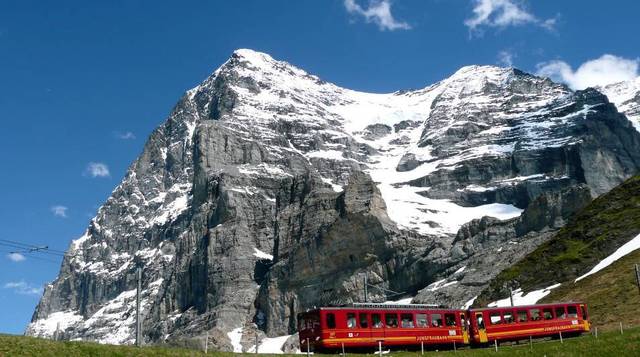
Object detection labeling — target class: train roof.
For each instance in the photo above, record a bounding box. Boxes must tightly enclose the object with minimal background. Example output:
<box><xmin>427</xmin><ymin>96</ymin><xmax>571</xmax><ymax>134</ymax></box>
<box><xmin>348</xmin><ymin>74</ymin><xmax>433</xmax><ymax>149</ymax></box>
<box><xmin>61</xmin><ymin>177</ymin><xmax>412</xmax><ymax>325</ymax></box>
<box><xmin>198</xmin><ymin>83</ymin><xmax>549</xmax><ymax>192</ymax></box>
<box><xmin>298</xmin><ymin>301</ymin><xmax>587</xmax><ymax>315</ymax></box>
<box><xmin>469</xmin><ymin>302</ymin><xmax>586</xmax><ymax>312</ymax></box>
<box><xmin>302</xmin><ymin>303</ymin><xmax>459</xmax><ymax>312</ymax></box>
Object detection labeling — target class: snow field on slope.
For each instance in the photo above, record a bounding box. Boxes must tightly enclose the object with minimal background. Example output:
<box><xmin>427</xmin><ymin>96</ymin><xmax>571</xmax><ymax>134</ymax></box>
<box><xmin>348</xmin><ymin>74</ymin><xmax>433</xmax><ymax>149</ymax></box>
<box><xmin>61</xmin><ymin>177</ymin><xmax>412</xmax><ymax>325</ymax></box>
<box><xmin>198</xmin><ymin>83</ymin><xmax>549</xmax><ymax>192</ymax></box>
<box><xmin>27</xmin><ymin>279</ymin><xmax>164</xmax><ymax>345</ymax></box>
<box><xmin>378</xmin><ymin>184</ymin><xmax>523</xmax><ymax>236</ymax></box>
<box><xmin>227</xmin><ymin>328</ymin><xmax>243</xmax><ymax>353</ymax></box>
<box><xmin>247</xmin><ymin>335</ymin><xmax>293</xmax><ymax>354</ymax></box>
<box><xmin>26</xmin><ymin>311</ymin><xmax>84</xmax><ymax>337</ymax></box>
<box><xmin>487</xmin><ymin>283</ymin><xmax>561</xmax><ymax>307</ymax></box>
<box><xmin>575</xmin><ymin>232</ymin><xmax>640</xmax><ymax>282</ymax></box>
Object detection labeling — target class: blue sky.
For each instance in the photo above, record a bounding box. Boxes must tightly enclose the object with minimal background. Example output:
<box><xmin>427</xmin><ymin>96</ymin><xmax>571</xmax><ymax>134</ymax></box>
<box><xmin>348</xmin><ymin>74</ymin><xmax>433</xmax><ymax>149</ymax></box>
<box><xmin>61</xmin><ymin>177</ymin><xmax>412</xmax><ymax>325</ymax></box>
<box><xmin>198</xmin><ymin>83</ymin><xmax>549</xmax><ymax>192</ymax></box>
<box><xmin>0</xmin><ymin>0</ymin><xmax>638</xmax><ymax>335</ymax></box>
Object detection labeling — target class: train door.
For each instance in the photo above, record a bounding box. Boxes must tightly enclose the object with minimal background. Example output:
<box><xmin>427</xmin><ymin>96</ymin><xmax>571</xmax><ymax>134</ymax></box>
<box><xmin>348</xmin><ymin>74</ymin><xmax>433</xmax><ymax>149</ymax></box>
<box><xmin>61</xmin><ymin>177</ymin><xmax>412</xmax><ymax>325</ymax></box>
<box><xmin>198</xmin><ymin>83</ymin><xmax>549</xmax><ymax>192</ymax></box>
<box><xmin>475</xmin><ymin>312</ymin><xmax>488</xmax><ymax>343</ymax></box>
<box><xmin>579</xmin><ymin>304</ymin><xmax>590</xmax><ymax>331</ymax></box>
<box><xmin>459</xmin><ymin>312</ymin><xmax>470</xmax><ymax>344</ymax></box>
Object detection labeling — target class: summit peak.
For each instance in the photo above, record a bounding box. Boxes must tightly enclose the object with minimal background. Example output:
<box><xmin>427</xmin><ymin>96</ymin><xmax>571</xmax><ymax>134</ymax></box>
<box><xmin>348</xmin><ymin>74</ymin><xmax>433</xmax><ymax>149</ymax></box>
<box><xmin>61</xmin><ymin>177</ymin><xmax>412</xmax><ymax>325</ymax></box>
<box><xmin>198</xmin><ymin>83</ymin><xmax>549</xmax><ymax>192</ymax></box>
<box><xmin>231</xmin><ymin>48</ymin><xmax>275</xmax><ymax>62</ymax></box>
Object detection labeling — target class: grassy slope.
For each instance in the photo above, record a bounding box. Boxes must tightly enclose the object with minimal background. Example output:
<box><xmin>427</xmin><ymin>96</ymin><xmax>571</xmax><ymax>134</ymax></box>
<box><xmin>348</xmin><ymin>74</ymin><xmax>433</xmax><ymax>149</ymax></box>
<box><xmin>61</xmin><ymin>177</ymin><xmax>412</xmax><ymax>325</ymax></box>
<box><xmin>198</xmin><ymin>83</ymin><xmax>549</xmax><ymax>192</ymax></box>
<box><xmin>0</xmin><ymin>335</ymin><xmax>231</xmax><ymax>356</ymax></box>
<box><xmin>1</xmin><ymin>328</ymin><xmax>640</xmax><ymax>356</ymax></box>
<box><xmin>478</xmin><ymin>175</ymin><xmax>640</xmax><ymax>304</ymax></box>
<box><xmin>540</xmin><ymin>247</ymin><xmax>640</xmax><ymax>331</ymax></box>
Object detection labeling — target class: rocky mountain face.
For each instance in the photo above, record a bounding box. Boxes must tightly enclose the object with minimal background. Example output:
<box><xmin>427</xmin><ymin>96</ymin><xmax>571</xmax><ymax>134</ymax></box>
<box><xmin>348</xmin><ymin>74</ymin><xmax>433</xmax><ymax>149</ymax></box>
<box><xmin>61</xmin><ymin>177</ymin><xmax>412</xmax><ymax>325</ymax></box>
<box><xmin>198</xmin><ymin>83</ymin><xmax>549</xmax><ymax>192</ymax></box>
<box><xmin>26</xmin><ymin>50</ymin><xmax>640</xmax><ymax>350</ymax></box>
<box><xmin>600</xmin><ymin>77</ymin><xmax>640</xmax><ymax>132</ymax></box>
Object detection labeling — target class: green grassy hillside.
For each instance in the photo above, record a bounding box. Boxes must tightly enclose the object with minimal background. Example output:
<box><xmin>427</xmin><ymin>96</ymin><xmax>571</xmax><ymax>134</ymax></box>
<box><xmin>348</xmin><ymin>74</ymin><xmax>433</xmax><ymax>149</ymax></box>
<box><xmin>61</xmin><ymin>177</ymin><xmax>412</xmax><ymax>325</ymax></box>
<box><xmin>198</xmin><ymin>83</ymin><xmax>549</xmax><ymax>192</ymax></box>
<box><xmin>477</xmin><ymin>175</ymin><xmax>640</xmax><ymax>305</ymax></box>
<box><xmin>1</xmin><ymin>328</ymin><xmax>640</xmax><ymax>356</ymax></box>
<box><xmin>540</xmin><ymin>247</ymin><xmax>640</xmax><ymax>331</ymax></box>
<box><xmin>0</xmin><ymin>334</ymin><xmax>230</xmax><ymax>356</ymax></box>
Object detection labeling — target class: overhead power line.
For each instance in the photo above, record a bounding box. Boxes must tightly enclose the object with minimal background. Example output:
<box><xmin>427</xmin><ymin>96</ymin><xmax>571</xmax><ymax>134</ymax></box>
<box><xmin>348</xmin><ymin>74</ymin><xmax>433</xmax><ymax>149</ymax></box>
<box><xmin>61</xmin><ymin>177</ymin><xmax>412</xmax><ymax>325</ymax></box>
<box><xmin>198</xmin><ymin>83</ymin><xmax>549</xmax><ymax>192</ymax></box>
<box><xmin>0</xmin><ymin>239</ymin><xmax>66</xmax><ymax>254</ymax></box>
<box><xmin>0</xmin><ymin>248</ymin><xmax>61</xmax><ymax>264</ymax></box>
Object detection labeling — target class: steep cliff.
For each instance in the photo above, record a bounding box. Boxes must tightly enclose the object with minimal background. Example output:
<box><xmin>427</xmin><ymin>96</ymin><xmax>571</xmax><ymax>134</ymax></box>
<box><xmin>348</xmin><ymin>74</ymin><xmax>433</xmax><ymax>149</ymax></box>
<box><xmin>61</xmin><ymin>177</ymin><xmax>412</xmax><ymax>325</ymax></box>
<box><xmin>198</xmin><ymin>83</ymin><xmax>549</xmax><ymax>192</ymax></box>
<box><xmin>26</xmin><ymin>50</ymin><xmax>640</xmax><ymax>349</ymax></box>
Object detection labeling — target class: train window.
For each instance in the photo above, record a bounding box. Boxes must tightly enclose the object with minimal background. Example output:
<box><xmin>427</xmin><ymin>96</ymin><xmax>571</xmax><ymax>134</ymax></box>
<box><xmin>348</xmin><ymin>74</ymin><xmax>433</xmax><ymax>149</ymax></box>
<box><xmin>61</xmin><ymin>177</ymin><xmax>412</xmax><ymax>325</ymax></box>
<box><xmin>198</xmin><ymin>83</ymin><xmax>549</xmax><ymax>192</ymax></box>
<box><xmin>580</xmin><ymin>306</ymin><xmax>588</xmax><ymax>320</ymax></box>
<box><xmin>347</xmin><ymin>313</ymin><xmax>357</xmax><ymax>328</ymax></box>
<box><xmin>416</xmin><ymin>313</ymin><xmax>428</xmax><ymax>327</ymax></box>
<box><xmin>555</xmin><ymin>307</ymin><xmax>567</xmax><ymax>319</ymax></box>
<box><xmin>385</xmin><ymin>313</ymin><xmax>398</xmax><ymax>328</ymax></box>
<box><xmin>431</xmin><ymin>313</ymin><xmax>443</xmax><ymax>327</ymax></box>
<box><xmin>359</xmin><ymin>313</ymin><xmax>369</xmax><ymax>328</ymax></box>
<box><xmin>567</xmin><ymin>306</ymin><xmax>578</xmax><ymax>318</ymax></box>
<box><xmin>503</xmin><ymin>311</ymin><xmax>514</xmax><ymax>324</ymax></box>
<box><xmin>530</xmin><ymin>309</ymin><xmax>542</xmax><ymax>321</ymax></box>
<box><xmin>517</xmin><ymin>310</ymin><xmax>527</xmax><ymax>323</ymax></box>
<box><xmin>326</xmin><ymin>313</ymin><xmax>336</xmax><ymax>329</ymax></box>
<box><xmin>490</xmin><ymin>312</ymin><xmax>502</xmax><ymax>325</ymax></box>
<box><xmin>372</xmin><ymin>314</ymin><xmax>383</xmax><ymax>328</ymax></box>
<box><xmin>476</xmin><ymin>314</ymin><xmax>485</xmax><ymax>329</ymax></box>
<box><xmin>543</xmin><ymin>308</ymin><xmax>553</xmax><ymax>320</ymax></box>
<box><xmin>401</xmin><ymin>314</ymin><xmax>414</xmax><ymax>328</ymax></box>
<box><xmin>445</xmin><ymin>313</ymin><xmax>456</xmax><ymax>327</ymax></box>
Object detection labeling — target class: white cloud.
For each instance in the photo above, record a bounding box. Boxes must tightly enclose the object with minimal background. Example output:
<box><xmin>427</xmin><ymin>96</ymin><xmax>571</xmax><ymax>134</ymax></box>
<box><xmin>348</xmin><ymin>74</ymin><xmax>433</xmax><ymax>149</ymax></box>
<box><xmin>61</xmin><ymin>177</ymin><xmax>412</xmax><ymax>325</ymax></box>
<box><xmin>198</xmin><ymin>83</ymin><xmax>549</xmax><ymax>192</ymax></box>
<box><xmin>465</xmin><ymin>0</ymin><xmax>555</xmax><ymax>33</ymax></box>
<box><xmin>536</xmin><ymin>54</ymin><xmax>639</xmax><ymax>90</ymax></box>
<box><xmin>115</xmin><ymin>131</ymin><xmax>136</xmax><ymax>140</ymax></box>
<box><xmin>50</xmin><ymin>205</ymin><xmax>68</xmax><ymax>218</ymax></box>
<box><xmin>84</xmin><ymin>162</ymin><xmax>110</xmax><ymax>178</ymax></box>
<box><xmin>498</xmin><ymin>50</ymin><xmax>514</xmax><ymax>67</ymax></box>
<box><xmin>7</xmin><ymin>253</ymin><xmax>26</xmax><ymax>262</ymax></box>
<box><xmin>344</xmin><ymin>0</ymin><xmax>411</xmax><ymax>31</ymax></box>
<box><xmin>3</xmin><ymin>281</ymin><xmax>43</xmax><ymax>296</ymax></box>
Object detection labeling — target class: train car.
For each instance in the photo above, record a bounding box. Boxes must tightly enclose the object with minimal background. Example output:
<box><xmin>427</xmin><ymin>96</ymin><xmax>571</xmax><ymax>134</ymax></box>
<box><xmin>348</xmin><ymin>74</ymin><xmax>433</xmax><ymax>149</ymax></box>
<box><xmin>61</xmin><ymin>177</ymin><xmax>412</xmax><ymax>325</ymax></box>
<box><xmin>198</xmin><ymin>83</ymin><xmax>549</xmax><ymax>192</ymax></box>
<box><xmin>298</xmin><ymin>303</ymin><xmax>470</xmax><ymax>352</ymax></box>
<box><xmin>468</xmin><ymin>302</ymin><xmax>590</xmax><ymax>344</ymax></box>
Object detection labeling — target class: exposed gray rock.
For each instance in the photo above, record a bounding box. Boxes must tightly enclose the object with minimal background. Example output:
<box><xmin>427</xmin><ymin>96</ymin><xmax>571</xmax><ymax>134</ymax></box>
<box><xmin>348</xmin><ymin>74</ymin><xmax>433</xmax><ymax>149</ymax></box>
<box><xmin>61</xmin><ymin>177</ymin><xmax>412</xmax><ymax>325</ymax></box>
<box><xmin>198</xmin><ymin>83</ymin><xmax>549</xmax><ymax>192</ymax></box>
<box><xmin>282</xmin><ymin>333</ymin><xmax>300</xmax><ymax>353</ymax></box>
<box><xmin>361</xmin><ymin>124</ymin><xmax>393</xmax><ymax>140</ymax></box>
<box><xmin>26</xmin><ymin>50</ymin><xmax>640</xmax><ymax>351</ymax></box>
<box><xmin>413</xmin><ymin>185</ymin><xmax>593</xmax><ymax>307</ymax></box>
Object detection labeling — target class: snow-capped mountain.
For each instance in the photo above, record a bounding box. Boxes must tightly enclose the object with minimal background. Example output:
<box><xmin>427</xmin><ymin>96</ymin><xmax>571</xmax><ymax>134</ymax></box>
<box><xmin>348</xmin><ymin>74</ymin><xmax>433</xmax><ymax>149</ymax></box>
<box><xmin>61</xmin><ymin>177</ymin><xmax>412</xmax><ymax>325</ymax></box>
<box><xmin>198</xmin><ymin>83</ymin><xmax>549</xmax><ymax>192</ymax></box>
<box><xmin>27</xmin><ymin>49</ymin><xmax>640</xmax><ymax>350</ymax></box>
<box><xmin>600</xmin><ymin>76</ymin><xmax>640</xmax><ymax>132</ymax></box>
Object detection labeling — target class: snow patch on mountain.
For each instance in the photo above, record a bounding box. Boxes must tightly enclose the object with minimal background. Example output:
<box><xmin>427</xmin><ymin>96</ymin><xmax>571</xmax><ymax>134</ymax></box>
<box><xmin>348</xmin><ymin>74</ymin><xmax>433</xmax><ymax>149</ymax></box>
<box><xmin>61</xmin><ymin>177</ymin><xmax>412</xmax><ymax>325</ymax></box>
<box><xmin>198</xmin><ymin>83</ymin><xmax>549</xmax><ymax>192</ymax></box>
<box><xmin>249</xmin><ymin>334</ymin><xmax>293</xmax><ymax>354</ymax></box>
<box><xmin>488</xmin><ymin>283</ymin><xmax>561</xmax><ymax>307</ymax></box>
<box><xmin>378</xmin><ymin>184</ymin><xmax>523</xmax><ymax>235</ymax></box>
<box><xmin>254</xmin><ymin>248</ymin><xmax>274</xmax><ymax>260</ymax></box>
<box><xmin>575</xmin><ymin>232</ymin><xmax>640</xmax><ymax>282</ymax></box>
<box><xmin>27</xmin><ymin>278</ymin><xmax>164</xmax><ymax>344</ymax></box>
<box><xmin>600</xmin><ymin>77</ymin><xmax>640</xmax><ymax>131</ymax></box>
<box><xmin>25</xmin><ymin>310</ymin><xmax>84</xmax><ymax>337</ymax></box>
<box><xmin>227</xmin><ymin>327</ymin><xmax>243</xmax><ymax>353</ymax></box>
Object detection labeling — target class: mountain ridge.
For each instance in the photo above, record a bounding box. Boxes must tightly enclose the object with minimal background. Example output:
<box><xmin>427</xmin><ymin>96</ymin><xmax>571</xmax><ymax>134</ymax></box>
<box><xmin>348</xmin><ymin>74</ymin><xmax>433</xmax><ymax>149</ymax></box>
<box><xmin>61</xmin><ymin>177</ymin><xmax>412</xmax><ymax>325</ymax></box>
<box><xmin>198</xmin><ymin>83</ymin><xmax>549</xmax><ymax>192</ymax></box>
<box><xmin>26</xmin><ymin>49</ymin><xmax>640</xmax><ymax>351</ymax></box>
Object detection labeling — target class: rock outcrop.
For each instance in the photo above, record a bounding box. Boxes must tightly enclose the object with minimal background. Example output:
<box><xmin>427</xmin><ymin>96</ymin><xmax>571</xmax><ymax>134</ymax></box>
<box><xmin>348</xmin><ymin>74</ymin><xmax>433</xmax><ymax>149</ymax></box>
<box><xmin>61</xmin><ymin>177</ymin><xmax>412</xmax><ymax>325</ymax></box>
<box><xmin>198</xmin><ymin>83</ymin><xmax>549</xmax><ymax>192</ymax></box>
<box><xmin>26</xmin><ymin>50</ymin><xmax>640</xmax><ymax>349</ymax></box>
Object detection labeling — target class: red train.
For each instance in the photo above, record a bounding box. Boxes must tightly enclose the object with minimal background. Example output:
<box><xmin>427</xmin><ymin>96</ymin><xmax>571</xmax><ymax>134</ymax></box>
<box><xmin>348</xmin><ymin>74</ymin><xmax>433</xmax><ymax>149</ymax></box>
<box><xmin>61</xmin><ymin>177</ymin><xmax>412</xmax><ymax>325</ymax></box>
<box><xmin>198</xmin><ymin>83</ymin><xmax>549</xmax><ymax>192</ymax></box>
<box><xmin>298</xmin><ymin>302</ymin><xmax>590</xmax><ymax>352</ymax></box>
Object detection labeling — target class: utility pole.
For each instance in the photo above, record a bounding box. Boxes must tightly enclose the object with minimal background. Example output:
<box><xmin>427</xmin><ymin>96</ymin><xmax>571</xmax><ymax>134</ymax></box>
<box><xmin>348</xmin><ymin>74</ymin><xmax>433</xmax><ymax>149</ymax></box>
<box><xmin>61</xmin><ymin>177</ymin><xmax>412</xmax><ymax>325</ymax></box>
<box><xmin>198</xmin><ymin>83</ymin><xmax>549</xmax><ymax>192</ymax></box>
<box><xmin>635</xmin><ymin>264</ymin><xmax>640</xmax><ymax>295</ymax></box>
<box><xmin>364</xmin><ymin>273</ymin><xmax>368</xmax><ymax>303</ymax></box>
<box><xmin>509</xmin><ymin>288</ymin><xmax>514</xmax><ymax>307</ymax></box>
<box><xmin>205</xmin><ymin>331</ymin><xmax>209</xmax><ymax>353</ymax></box>
<box><xmin>136</xmin><ymin>266</ymin><xmax>142</xmax><ymax>347</ymax></box>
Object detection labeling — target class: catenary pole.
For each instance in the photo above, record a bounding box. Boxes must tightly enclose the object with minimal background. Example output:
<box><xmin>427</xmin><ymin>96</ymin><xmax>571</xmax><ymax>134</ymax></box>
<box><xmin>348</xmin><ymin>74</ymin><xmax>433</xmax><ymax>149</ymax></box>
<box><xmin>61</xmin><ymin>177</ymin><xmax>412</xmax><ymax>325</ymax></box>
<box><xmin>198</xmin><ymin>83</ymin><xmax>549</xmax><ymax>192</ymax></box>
<box><xmin>635</xmin><ymin>264</ymin><xmax>640</xmax><ymax>295</ymax></box>
<box><xmin>136</xmin><ymin>267</ymin><xmax>142</xmax><ymax>347</ymax></box>
<box><xmin>364</xmin><ymin>274</ymin><xmax>368</xmax><ymax>302</ymax></box>
<box><xmin>509</xmin><ymin>288</ymin><xmax>514</xmax><ymax>307</ymax></box>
